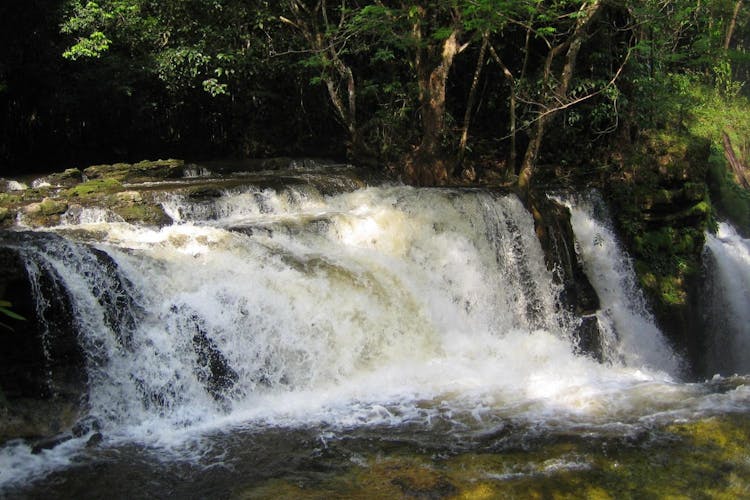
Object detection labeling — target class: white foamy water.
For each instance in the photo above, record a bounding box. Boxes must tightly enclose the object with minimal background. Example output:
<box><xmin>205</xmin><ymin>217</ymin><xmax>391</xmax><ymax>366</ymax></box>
<box><xmin>562</xmin><ymin>192</ymin><xmax>683</xmax><ymax>375</ymax></box>
<box><xmin>3</xmin><ymin>184</ymin><xmax>750</xmax><ymax>490</ymax></box>
<box><xmin>704</xmin><ymin>223</ymin><xmax>750</xmax><ymax>374</ymax></box>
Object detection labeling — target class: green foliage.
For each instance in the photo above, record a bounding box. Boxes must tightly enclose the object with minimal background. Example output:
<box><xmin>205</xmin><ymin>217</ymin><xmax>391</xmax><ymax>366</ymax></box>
<box><xmin>0</xmin><ymin>300</ymin><xmax>26</xmax><ymax>332</ymax></box>
<box><xmin>0</xmin><ymin>300</ymin><xmax>25</xmax><ymax>321</ymax></box>
<box><xmin>708</xmin><ymin>147</ymin><xmax>750</xmax><ymax>234</ymax></box>
<box><xmin>62</xmin><ymin>30</ymin><xmax>111</xmax><ymax>60</ymax></box>
<box><xmin>713</xmin><ymin>59</ymin><xmax>745</xmax><ymax>99</ymax></box>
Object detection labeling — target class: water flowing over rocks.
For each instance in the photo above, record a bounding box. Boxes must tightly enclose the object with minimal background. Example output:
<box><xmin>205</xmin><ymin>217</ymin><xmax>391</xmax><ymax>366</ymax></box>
<box><xmin>0</xmin><ymin>159</ymin><xmax>747</xmax><ymax>495</ymax></box>
<box><xmin>527</xmin><ymin>192</ymin><xmax>603</xmax><ymax>360</ymax></box>
<box><xmin>0</xmin><ymin>235</ymin><xmax>86</xmax><ymax>445</ymax></box>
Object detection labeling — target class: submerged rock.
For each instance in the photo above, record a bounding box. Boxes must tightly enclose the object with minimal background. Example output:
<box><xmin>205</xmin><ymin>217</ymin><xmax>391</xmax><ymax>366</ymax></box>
<box><xmin>85</xmin><ymin>432</ymin><xmax>103</xmax><ymax>448</ymax></box>
<box><xmin>31</xmin><ymin>433</ymin><xmax>73</xmax><ymax>455</ymax></box>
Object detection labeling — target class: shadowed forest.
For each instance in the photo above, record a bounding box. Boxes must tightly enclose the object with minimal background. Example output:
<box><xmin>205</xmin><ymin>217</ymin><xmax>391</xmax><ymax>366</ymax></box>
<box><xmin>0</xmin><ymin>1</ymin><xmax>748</xmax><ymax>187</ymax></box>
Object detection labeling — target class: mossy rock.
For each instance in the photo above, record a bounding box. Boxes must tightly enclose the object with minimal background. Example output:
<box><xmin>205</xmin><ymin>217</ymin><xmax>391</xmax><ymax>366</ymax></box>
<box><xmin>34</xmin><ymin>168</ymin><xmax>83</xmax><ymax>188</ymax></box>
<box><xmin>83</xmin><ymin>159</ymin><xmax>184</xmax><ymax>183</ymax></box>
<box><xmin>111</xmin><ymin>202</ymin><xmax>170</xmax><ymax>226</ymax></box>
<box><xmin>608</xmin><ymin>129</ymin><xmax>712</xmax><ymax>373</ymax></box>
<box><xmin>38</xmin><ymin>198</ymin><xmax>68</xmax><ymax>216</ymax></box>
<box><xmin>707</xmin><ymin>147</ymin><xmax>750</xmax><ymax>236</ymax></box>
<box><xmin>0</xmin><ymin>192</ymin><xmax>22</xmax><ymax>207</ymax></box>
<box><xmin>0</xmin><ymin>207</ymin><xmax>10</xmax><ymax>222</ymax></box>
<box><xmin>67</xmin><ymin>179</ymin><xmax>124</xmax><ymax>198</ymax></box>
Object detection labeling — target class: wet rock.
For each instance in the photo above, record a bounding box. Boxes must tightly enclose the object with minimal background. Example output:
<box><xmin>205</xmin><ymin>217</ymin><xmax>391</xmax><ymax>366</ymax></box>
<box><xmin>110</xmin><ymin>196</ymin><xmax>171</xmax><ymax>226</ymax></box>
<box><xmin>115</xmin><ymin>190</ymin><xmax>143</xmax><ymax>203</ymax></box>
<box><xmin>186</xmin><ymin>186</ymin><xmax>224</xmax><ymax>200</ymax></box>
<box><xmin>72</xmin><ymin>417</ymin><xmax>101</xmax><ymax>438</ymax></box>
<box><xmin>88</xmin><ymin>247</ymin><xmax>140</xmax><ymax>349</ymax></box>
<box><xmin>575</xmin><ymin>315</ymin><xmax>604</xmax><ymax>362</ymax></box>
<box><xmin>86</xmin><ymin>432</ymin><xmax>103</xmax><ymax>448</ymax></box>
<box><xmin>19</xmin><ymin>198</ymin><xmax>69</xmax><ymax>226</ymax></box>
<box><xmin>84</xmin><ymin>159</ymin><xmax>184</xmax><ymax>183</ymax></box>
<box><xmin>0</xmin><ymin>179</ymin><xmax>29</xmax><ymax>192</ymax></box>
<box><xmin>0</xmin><ymin>235</ymin><xmax>87</xmax><ymax>445</ymax></box>
<box><xmin>31</xmin><ymin>433</ymin><xmax>73</xmax><ymax>454</ymax></box>
<box><xmin>528</xmin><ymin>193</ymin><xmax>600</xmax><ymax>315</ymax></box>
<box><xmin>191</xmin><ymin>318</ymin><xmax>240</xmax><ymax>401</ymax></box>
<box><xmin>0</xmin><ymin>399</ymin><xmax>81</xmax><ymax>445</ymax></box>
<box><xmin>527</xmin><ymin>192</ymin><xmax>604</xmax><ymax>359</ymax></box>
<box><xmin>33</xmin><ymin>168</ymin><xmax>83</xmax><ymax>189</ymax></box>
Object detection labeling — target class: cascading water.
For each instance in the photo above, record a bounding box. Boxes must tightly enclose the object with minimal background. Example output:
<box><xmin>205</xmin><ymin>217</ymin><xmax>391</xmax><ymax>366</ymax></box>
<box><xmin>2</xmin><ymin>179</ymin><xmax>750</xmax><ymax>496</ymax></box>
<box><xmin>703</xmin><ymin>223</ymin><xmax>750</xmax><ymax>375</ymax></box>
<box><xmin>561</xmin><ymin>192</ymin><xmax>683</xmax><ymax>374</ymax></box>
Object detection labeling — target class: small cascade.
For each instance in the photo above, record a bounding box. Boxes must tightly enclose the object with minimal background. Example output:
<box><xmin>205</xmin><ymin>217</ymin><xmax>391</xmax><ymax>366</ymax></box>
<box><xmin>562</xmin><ymin>192</ymin><xmax>683</xmax><ymax>375</ymax></box>
<box><xmin>703</xmin><ymin>223</ymin><xmax>750</xmax><ymax>375</ymax></box>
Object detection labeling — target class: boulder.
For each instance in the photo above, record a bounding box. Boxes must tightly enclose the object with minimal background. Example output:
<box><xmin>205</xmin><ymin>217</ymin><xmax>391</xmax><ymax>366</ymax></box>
<box><xmin>32</xmin><ymin>168</ymin><xmax>84</xmax><ymax>189</ymax></box>
<box><xmin>84</xmin><ymin>159</ymin><xmax>185</xmax><ymax>183</ymax></box>
<box><xmin>527</xmin><ymin>192</ymin><xmax>604</xmax><ymax>360</ymax></box>
<box><xmin>0</xmin><ymin>179</ymin><xmax>29</xmax><ymax>192</ymax></box>
<box><xmin>0</xmin><ymin>236</ymin><xmax>87</xmax><ymax>445</ymax></box>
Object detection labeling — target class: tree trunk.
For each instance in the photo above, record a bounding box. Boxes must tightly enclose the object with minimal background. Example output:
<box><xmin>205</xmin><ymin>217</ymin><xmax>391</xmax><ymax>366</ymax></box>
<box><xmin>458</xmin><ymin>33</ymin><xmax>489</xmax><ymax>162</ymax></box>
<box><xmin>724</xmin><ymin>0</ymin><xmax>743</xmax><ymax>50</ymax></box>
<box><xmin>517</xmin><ymin>0</ymin><xmax>602</xmax><ymax>197</ymax></box>
<box><xmin>418</xmin><ymin>29</ymin><xmax>460</xmax><ymax>158</ymax></box>
<box><xmin>723</xmin><ymin>131</ymin><xmax>750</xmax><ymax>189</ymax></box>
<box><xmin>405</xmin><ymin>5</ymin><xmax>464</xmax><ymax>185</ymax></box>
<box><xmin>285</xmin><ymin>0</ymin><xmax>362</xmax><ymax>160</ymax></box>
<box><xmin>488</xmin><ymin>44</ymin><xmax>517</xmax><ymax>172</ymax></box>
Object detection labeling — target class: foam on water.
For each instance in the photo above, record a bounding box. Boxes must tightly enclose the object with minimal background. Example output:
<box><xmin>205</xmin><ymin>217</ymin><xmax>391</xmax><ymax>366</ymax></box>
<box><xmin>3</xmin><ymin>185</ymin><xmax>750</xmax><ymax>490</ymax></box>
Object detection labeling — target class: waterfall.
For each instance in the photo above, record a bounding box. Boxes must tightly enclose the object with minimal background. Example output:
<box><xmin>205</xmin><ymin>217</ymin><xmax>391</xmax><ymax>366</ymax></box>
<box><xmin>6</xmin><ymin>181</ymin><xmax>750</xmax><ymax>496</ymax></box>
<box><xmin>4</xmin><ymin>184</ymin><xmax>712</xmax><ymax>454</ymax></box>
<box><xmin>704</xmin><ymin>223</ymin><xmax>750</xmax><ymax>375</ymax></box>
<box><xmin>562</xmin><ymin>192</ymin><xmax>683</xmax><ymax>375</ymax></box>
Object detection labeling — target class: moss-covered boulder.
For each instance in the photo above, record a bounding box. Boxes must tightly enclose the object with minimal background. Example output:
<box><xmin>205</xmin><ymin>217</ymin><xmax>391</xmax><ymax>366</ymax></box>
<box><xmin>83</xmin><ymin>159</ymin><xmax>184</xmax><ymax>183</ymax></box>
<box><xmin>67</xmin><ymin>178</ymin><xmax>124</xmax><ymax>198</ymax></box>
<box><xmin>20</xmin><ymin>198</ymin><xmax>69</xmax><ymax>227</ymax></box>
<box><xmin>0</xmin><ymin>170</ymin><xmax>172</xmax><ymax>228</ymax></box>
<box><xmin>608</xmin><ymin>130</ymin><xmax>712</xmax><ymax>373</ymax></box>
<box><xmin>109</xmin><ymin>191</ymin><xmax>171</xmax><ymax>226</ymax></box>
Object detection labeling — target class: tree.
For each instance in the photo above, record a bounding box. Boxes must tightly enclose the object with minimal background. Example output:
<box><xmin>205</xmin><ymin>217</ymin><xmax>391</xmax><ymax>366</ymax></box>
<box><xmin>514</xmin><ymin>0</ymin><xmax>605</xmax><ymax>194</ymax></box>
<box><xmin>281</xmin><ymin>0</ymin><xmax>369</xmax><ymax>160</ymax></box>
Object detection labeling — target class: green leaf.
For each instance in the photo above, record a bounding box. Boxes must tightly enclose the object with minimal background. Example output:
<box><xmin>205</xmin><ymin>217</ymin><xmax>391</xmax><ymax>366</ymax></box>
<box><xmin>0</xmin><ymin>306</ymin><xmax>25</xmax><ymax>321</ymax></box>
<box><xmin>431</xmin><ymin>27</ymin><xmax>454</xmax><ymax>41</ymax></box>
